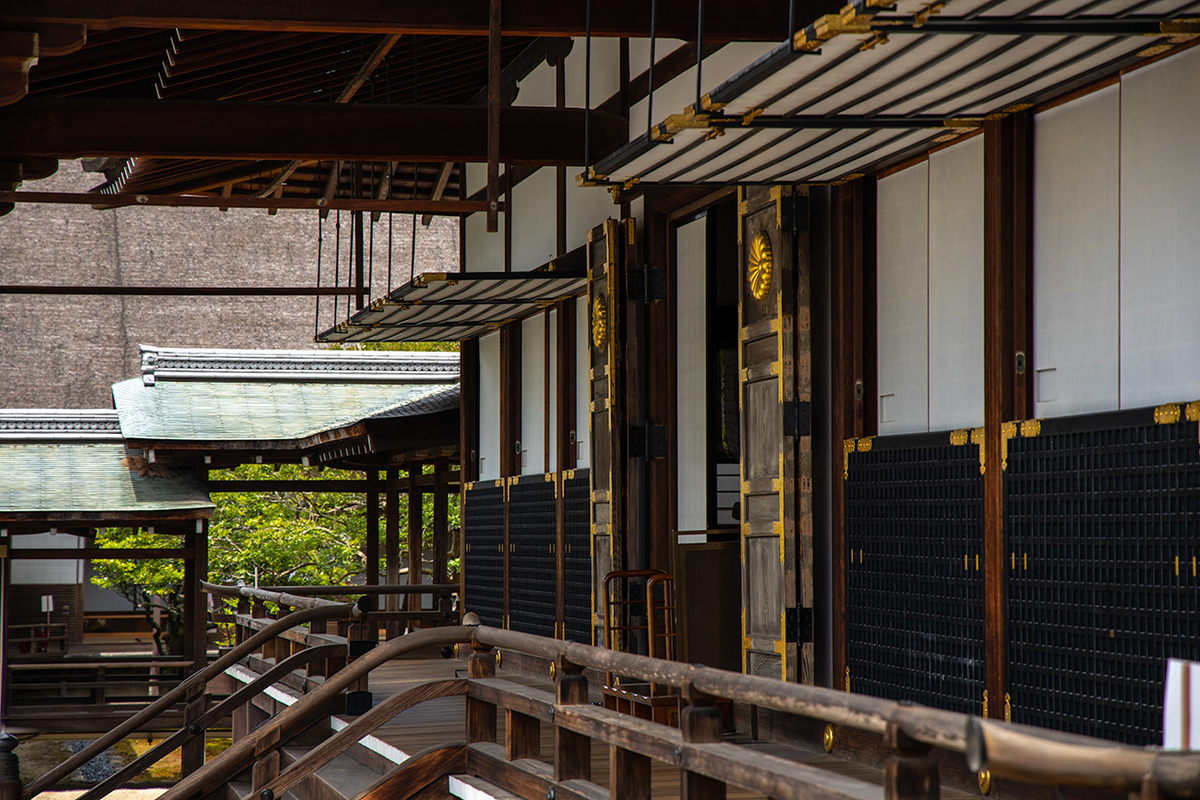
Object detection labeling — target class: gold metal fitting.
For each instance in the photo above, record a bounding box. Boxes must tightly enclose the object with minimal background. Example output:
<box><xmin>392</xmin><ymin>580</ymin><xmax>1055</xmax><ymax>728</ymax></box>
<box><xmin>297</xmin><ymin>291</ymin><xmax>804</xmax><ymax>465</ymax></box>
<box><xmin>978</xmin><ymin>769</ymin><xmax>993</xmax><ymax>795</ymax></box>
<box><xmin>495</xmin><ymin>649</ymin><xmax>502</xmax><ymax>667</ymax></box>
<box><xmin>823</xmin><ymin>724</ymin><xmax>835</xmax><ymax>753</ymax></box>
<box><xmin>549</xmin><ymin>661</ymin><xmax>557</xmax><ymax>679</ymax></box>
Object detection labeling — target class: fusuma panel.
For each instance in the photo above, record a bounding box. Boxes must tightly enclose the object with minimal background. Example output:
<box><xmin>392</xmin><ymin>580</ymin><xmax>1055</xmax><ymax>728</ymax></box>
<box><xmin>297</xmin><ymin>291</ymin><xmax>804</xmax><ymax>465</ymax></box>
<box><xmin>564</xmin><ymin>470</ymin><xmax>592</xmax><ymax>644</ymax></box>
<box><xmin>845</xmin><ymin>434</ymin><xmax>985</xmax><ymax>714</ymax></box>
<box><xmin>463</xmin><ymin>482</ymin><xmax>505</xmax><ymax>628</ymax></box>
<box><xmin>508</xmin><ymin>476</ymin><xmax>557</xmax><ymax>638</ymax></box>
<box><xmin>1006</xmin><ymin>408</ymin><xmax>1200</xmax><ymax>744</ymax></box>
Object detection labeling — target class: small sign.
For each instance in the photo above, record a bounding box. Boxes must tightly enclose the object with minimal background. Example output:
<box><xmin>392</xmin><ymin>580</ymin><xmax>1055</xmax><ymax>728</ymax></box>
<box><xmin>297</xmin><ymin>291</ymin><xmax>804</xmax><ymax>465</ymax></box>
<box><xmin>40</xmin><ymin>594</ymin><xmax>55</xmax><ymax>613</ymax></box>
<box><xmin>1164</xmin><ymin>658</ymin><xmax>1200</xmax><ymax>750</ymax></box>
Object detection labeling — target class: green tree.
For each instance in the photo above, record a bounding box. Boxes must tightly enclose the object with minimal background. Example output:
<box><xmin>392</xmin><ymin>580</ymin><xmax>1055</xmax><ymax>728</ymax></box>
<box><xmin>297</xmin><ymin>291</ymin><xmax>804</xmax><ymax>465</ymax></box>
<box><xmin>92</xmin><ymin>463</ymin><xmax>461</xmax><ymax>654</ymax></box>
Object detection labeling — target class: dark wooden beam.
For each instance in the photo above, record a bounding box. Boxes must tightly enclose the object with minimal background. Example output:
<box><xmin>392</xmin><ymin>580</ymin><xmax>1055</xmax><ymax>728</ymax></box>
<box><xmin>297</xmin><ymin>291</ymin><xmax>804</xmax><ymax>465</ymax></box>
<box><xmin>486</xmin><ymin>0</ymin><xmax>501</xmax><ymax>233</ymax></box>
<box><xmin>460</xmin><ymin>339</ymin><xmax>480</xmax><ymax>484</ymax></box>
<box><xmin>4</xmin><ymin>1</ymin><xmax>803</xmax><ymax>41</ymax></box>
<box><xmin>0</xmin><ymin>99</ymin><xmax>628</xmax><ymax>166</ymax></box>
<box><xmin>9</xmin><ymin>548</ymin><xmax>195</xmax><ymax>559</ymax></box>
<box><xmin>366</xmin><ymin>469</ymin><xmax>380</xmax><ymax>586</ymax></box>
<box><xmin>0</xmin><ymin>189</ymin><xmax>493</xmax><ymax>215</ymax></box>
<box><xmin>0</xmin><ymin>284</ymin><xmax>367</xmax><ymax>296</ymax></box>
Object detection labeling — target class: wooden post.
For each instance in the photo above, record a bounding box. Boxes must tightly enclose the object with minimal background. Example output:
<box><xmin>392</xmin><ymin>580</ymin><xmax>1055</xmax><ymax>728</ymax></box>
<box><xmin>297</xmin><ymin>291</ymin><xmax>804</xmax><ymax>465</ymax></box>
<box><xmin>485</xmin><ymin>0</ymin><xmax>501</xmax><ymax>232</ymax></box>
<box><xmin>680</xmin><ymin>684</ymin><xmax>725</xmax><ymax>800</ymax></box>
<box><xmin>408</xmin><ymin>465</ymin><xmax>424</xmax><ymax>618</ymax></box>
<box><xmin>433</xmin><ymin>458</ymin><xmax>450</xmax><ymax>611</ymax></box>
<box><xmin>505</xmin><ymin>710</ymin><xmax>540</xmax><ymax>761</ymax></box>
<box><xmin>611</xmin><ymin>746</ymin><xmax>651</xmax><ymax>800</ymax></box>
<box><xmin>467</xmin><ymin>642</ymin><xmax>497</xmax><ymax>743</ymax></box>
<box><xmin>386</xmin><ymin>466</ymin><xmax>400</xmax><ymax>640</ymax></box>
<box><xmin>882</xmin><ymin>722</ymin><xmax>938</xmax><ymax>800</ymax></box>
<box><xmin>251</xmin><ymin>725</ymin><xmax>281</xmax><ymax>796</ymax></box>
<box><xmin>366</xmin><ymin>469</ymin><xmax>380</xmax><ymax>586</ymax></box>
<box><xmin>554</xmin><ymin>656</ymin><xmax>591</xmax><ymax>782</ymax></box>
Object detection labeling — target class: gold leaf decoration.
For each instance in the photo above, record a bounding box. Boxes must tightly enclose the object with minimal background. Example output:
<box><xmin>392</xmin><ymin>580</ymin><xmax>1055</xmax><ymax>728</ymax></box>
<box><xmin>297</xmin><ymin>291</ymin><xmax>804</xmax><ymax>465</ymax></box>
<box><xmin>748</xmin><ymin>232</ymin><xmax>773</xmax><ymax>301</ymax></box>
<box><xmin>592</xmin><ymin>295</ymin><xmax>608</xmax><ymax>349</ymax></box>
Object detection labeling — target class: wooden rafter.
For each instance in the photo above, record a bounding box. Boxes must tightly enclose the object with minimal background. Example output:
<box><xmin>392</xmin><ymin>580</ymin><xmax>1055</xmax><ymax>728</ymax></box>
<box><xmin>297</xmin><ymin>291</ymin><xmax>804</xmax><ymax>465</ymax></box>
<box><xmin>0</xmin><ymin>189</ymin><xmax>497</xmax><ymax>215</ymax></box>
<box><xmin>257</xmin><ymin>33</ymin><xmax>401</xmax><ymax>199</ymax></box>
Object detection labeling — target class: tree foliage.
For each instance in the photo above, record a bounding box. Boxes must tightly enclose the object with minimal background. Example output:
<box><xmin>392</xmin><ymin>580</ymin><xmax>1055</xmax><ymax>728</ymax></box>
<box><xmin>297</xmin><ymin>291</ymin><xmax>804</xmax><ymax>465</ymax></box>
<box><xmin>92</xmin><ymin>462</ymin><xmax>461</xmax><ymax>655</ymax></box>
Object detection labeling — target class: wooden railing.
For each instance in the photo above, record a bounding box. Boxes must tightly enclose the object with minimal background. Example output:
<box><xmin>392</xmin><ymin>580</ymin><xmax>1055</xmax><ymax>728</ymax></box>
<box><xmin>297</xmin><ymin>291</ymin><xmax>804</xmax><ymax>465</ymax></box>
<box><xmin>149</xmin><ymin>624</ymin><xmax>1200</xmax><ymax>800</ymax></box>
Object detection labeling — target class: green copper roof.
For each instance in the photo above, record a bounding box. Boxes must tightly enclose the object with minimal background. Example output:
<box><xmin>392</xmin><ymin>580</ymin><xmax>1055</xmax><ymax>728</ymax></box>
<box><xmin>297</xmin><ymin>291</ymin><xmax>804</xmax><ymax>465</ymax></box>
<box><xmin>112</xmin><ymin>378</ymin><xmax>458</xmax><ymax>443</ymax></box>
<box><xmin>0</xmin><ymin>443</ymin><xmax>213</xmax><ymax>516</ymax></box>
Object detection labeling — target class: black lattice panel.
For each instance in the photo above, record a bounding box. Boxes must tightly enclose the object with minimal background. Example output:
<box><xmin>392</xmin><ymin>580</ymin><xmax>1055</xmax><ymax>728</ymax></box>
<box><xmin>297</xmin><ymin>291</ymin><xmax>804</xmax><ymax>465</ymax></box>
<box><xmin>845</xmin><ymin>434</ymin><xmax>986</xmax><ymax>715</ymax></box>
<box><xmin>463</xmin><ymin>482</ymin><xmax>505</xmax><ymax>628</ymax></box>
<box><xmin>564</xmin><ymin>471</ymin><xmax>593</xmax><ymax>644</ymax></box>
<box><xmin>508</xmin><ymin>477</ymin><xmax>558</xmax><ymax>638</ymax></box>
<box><xmin>1006</xmin><ymin>409</ymin><xmax>1200</xmax><ymax>744</ymax></box>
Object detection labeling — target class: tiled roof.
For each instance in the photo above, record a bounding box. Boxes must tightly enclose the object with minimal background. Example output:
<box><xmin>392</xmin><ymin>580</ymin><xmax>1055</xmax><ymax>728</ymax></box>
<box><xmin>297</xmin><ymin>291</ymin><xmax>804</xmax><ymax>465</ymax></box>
<box><xmin>368</xmin><ymin>385</ymin><xmax>460</xmax><ymax>419</ymax></box>
<box><xmin>139</xmin><ymin>345</ymin><xmax>458</xmax><ymax>386</ymax></box>
<box><xmin>0</xmin><ymin>443</ymin><xmax>213</xmax><ymax>516</ymax></box>
<box><xmin>0</xmin><ymin>410</ymin><xmax>123</xmax><ymax>441</ymax></box>
<box><xmin>113</xmin><ymin>378</ymin><xmax>458</xmax><ymax>443</ymax></box>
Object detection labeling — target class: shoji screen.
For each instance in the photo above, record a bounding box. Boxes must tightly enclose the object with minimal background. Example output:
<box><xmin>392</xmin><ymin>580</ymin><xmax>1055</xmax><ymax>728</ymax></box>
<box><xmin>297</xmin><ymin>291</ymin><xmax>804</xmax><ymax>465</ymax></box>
<box><xmin>876</xmin><ymin>162</ymin><xmax>930</xmax><ymax>435</ymax></box>
<box><xmin>1119</xmin><ymin>46</ymin><xmax>1200</xmax><ymax>408</ymax></box>
<box><xmin>927</xmin><ymin>136</ymin><xmax>985</xmax><ymax>431</ymax></box>
<box><xmin>477</xmin><ymin>331</ymin><xmax>501</xmax><ymax>481</ymax></box>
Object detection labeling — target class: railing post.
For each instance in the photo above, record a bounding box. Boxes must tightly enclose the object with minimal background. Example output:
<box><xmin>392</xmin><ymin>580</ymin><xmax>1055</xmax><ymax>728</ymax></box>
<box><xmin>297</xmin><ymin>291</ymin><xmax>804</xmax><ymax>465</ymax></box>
<box><xmin>680</xmin><ymin>683</ymin><xmax>725</xmax><ymax>800</ymax></box>
<box><xmin>611</xmin><ymin>745</ymin><xmax>651</xmax><ymax>800</ymax></box>
<box><xmin>467</xmin><ymin>641</ymin><xmax>497</xmax><ymax>743</ymax></box>
<box><xmin>554</xmin><ymin>655</ymin><xmax>591</xmax><ymax>782</ymax></box>
<box><xmin>251</xmin><ymin>725</ymin><xmax>281</xmax><ymax>798</ymax></box>
<box><xmin>505</xmin><ymin>709</ymin><xmax>540</xmax><ymax>761</ymax></box>
<box><xmin>252</xmin><ymin>600</ymin><xmax>268</xmax><ymax>659</ymax></box>
<box><xmin>883</xmin><ymin>721</ymin><xmax>938</xmax><ymax>800</ymax></box>
<box><xmin>0</xmin><ymin>734</ymin><xmax>20</xmax><ymax>800</ymax></box>
<box><xmin>307</xmin><ymin>617</ymin><xmax>327</xmax><ymax>679</ymax></box>
<box><xmin>181</xmin><ymin>682</ymin><xmax>207</xmax><ymax>776</ymax></box>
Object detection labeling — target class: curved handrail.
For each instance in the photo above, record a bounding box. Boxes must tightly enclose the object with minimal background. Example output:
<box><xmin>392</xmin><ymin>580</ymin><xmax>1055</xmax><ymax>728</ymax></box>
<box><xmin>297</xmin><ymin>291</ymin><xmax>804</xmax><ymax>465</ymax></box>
<box><xmin>154</xmin><ymin>625</ymin><xmax>478</xmax><ymax>800</ymax></box>
<box><xmin>21</xmin><ymin>602</ymin><xmax>359</xmax><ymax>800</ymax></box>
<box><xmin>250</xmin><ymin>679</ymin><xmax>469</xmax><ymax>800</ymax></box>
<box><xmin>75</xmin><ymin>645</ymin><xmax>345</xmax><ymax>800</ymax></box>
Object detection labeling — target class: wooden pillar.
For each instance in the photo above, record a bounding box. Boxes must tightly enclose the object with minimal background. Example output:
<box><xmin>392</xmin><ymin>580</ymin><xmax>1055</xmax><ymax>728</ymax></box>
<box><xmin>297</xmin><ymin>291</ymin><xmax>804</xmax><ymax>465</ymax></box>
<box><xmin>553</xmin><ymin>656</ymin><xmax>590</xmax><ymax>782</ymax></box>
<box><xmin>499</xmin><ymin>322</ymin><xmax>521</xmax><ymax>479</ymax></box>
<box><xmin>407</xmin><ymin>465</ymin><xmax>424</xmax><ymax>617</ymax></box>
<box><xmin>982</xmin><ymin>113</ymin><xmax>1032</xmax><ymax>720</ymax></box>
<box><xmin>466</xmin><ymin>642</ymin><xmax>497</xmax><ymax>743</ymax></box>
<box><xmin>555</xmin><ymin>57</ymin><xmax>567</xmax><ymax>257</ymax></box>
<box><xmin>432</xmin><ymin>457</ymin><xmax>449</xmax><ymax>592</ymax></box>
<box><xmin>461</xmin><ymin>339</ymin><xmax>480</xmax><ymax>484</ymax></box>
<box><xmin>366</xmin><ymin>469</ymin><xmax>380</xmax><ymax>586</ymax></box>
<box><xmin>181</xmin><ymin>519</ymin><xmax>209</xmax><ymax>776</ymax></box>
<box><xmin>556</xmin><ymin>299</ymin><xmax>576</xmax><ymax>636</ymax></box>
<box><xmin>485</xmin><ymin>0</ymin><xmax>500</xmax><ymax>233</ymax></box>
<box><xmin>385</xmin><ymin>466</ymin><xmax>400</xmax><ymax>640</ymax></box>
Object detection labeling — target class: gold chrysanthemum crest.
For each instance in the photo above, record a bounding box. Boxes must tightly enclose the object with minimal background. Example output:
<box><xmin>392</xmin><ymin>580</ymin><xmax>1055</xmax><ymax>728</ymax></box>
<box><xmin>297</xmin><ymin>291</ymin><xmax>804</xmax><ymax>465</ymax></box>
<box><xmin>749</xmin><ymin>232</ymin><xmax>773</xmax><ymax>301</ymax></box>
<box><xmin>592</xmin><ymin>295</ymin><xmax>608</xmax><ymax>349</ymax></box>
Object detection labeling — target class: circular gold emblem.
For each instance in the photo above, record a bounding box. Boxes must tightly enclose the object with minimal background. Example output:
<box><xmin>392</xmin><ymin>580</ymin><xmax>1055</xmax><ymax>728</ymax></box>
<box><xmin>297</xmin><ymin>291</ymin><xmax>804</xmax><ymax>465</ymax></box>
<box><xmin>749</xmin><ymin>231</ymin><xmax>773</xmax><ymax>301</ymax></box>
<box><xmin>822</xmin><ymin>724</ymin><xmax>834</xmax><ymax>753</ymax></box>
<box><xmin>592</xmin><ymin>295</ymin><xmax>608</xmax><ymax>349</ymax></box>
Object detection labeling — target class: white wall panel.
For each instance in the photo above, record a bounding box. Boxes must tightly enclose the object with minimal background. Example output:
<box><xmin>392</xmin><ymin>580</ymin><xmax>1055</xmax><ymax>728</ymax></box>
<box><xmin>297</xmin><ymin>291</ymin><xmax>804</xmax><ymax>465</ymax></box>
<box><xmin>520</xmin><ymin>316</ymin><xmax>546</xmax><ymax>474</ymax></box>
<box><xmin>1033</xmin><ymin>85</ymin><xmax>1120</xmax><ymax>417</ymax></box>
<box><xmin>876</xmin><ymin>162</ymin><xmax>930</xmax><ymax>435</ymax></box>
<box><xmin>478</xmin><ymin>332</ymin><xmax>501</xmax><ymax>481</ymax></box>
<box><xmin>575</xmin><ymin>296</ymin><xmax>591</xmax><ymax>468</ymax></box>
<box><xmin>676</xmin><ymin>216</ymin><xmax>707</xmax><ymax>531</ymax></box>
<box><xmin>1120</xmin><ymin>46</ymin><xmax>1200</xmax><ymax>408</ymax></box>
<box><xmin>928</xmin><ymin>136</ymin><xmax>985</xmax><ymax>430</ymax></box>
<box><xmin>11</xmin><ymin>532</ymin><xmax>82</xmax><ymax>585</ymax></box>
<box><xmin>511</xmin><ymin>168</ymin><xmax>558</xmax><ymax>271</ymax></box>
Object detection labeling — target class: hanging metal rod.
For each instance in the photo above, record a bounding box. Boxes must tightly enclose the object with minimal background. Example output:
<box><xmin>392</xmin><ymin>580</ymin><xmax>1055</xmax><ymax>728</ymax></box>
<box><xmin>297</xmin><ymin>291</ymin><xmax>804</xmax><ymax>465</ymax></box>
<box><xmin>868</xmin><ymin>15</ymin><xmax>1198</xmax><ymax>35</ymax></box>
<box><xmin>0</xmin><ymin>190</ymin><xmax>497</xmax><ymax>215</ymax></box>
<box><xmin>704</xmin><ymin>114</ymin><xmax>981</xmax><ymax>129</ymax></box>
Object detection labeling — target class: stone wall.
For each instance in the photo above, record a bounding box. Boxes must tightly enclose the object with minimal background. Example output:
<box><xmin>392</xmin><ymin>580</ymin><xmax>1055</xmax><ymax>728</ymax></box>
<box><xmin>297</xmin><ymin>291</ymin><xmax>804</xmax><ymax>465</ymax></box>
<box><xmin>0</xmin><ymin>162</ymin><xmax>459</xmax><ymax>408</ymax></box>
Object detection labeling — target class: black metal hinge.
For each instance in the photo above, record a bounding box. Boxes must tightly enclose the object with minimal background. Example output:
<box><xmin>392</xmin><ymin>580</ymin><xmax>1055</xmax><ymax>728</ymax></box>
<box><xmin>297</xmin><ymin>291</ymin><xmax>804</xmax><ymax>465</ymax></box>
<box><xmin>628</xmin><ymin>265</ymin><xmax>666</xmax><ymax>302</ymax></box>
<box><xmin>629</xmin><ymin>423</ymin><xmax>667</xmax><ymax>459</ymax></box>
<box><xmin>783</xmin><ymin>400</ymin><xmax>811</xmax><ymax>438</ymax></box>
<box><xmin>785</xmin><ymin>606</ymin><xmax>813</xmax><ymax>644</ymax></box>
